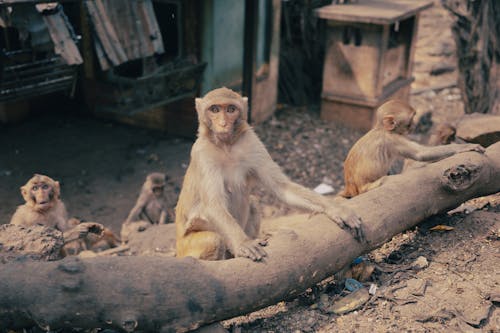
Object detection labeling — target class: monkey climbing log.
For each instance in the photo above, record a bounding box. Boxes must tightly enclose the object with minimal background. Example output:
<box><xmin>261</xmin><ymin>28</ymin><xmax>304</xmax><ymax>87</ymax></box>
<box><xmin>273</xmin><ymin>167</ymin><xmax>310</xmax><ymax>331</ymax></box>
<box><xmin>0</xmin><ymin>143</ymin><xmax>499</xmax><ymax>332</ymax></box>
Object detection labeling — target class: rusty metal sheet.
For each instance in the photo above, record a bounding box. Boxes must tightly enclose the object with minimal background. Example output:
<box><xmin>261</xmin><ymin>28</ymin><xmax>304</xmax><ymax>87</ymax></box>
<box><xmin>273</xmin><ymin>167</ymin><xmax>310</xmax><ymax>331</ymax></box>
<box><xmin>84</xmin><ymin>0</ymin><xmax>164</xmax><ymax>70</ymax></box>
<box><xmin>39</xmin><ymin>4</ymin><xmax>83</xmax><ymax>65</ymax></box>
<box><xmin>0</xmin><ymin>0</ymin><xmax>79</xmax><ymax>4</ymax></box>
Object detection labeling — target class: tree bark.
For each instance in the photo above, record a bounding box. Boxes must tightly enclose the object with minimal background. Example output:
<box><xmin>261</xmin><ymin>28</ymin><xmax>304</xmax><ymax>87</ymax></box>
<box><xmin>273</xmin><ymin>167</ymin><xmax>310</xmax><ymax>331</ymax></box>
<box><xmin>442</xmin><ymin>0</ymin><xmax>500</xmax><ymax>114</ymax></box>
<box><xmin>1</xmin><ymin>143</ymin><xmax>500</xmax><ymax>332</ymax></box>
<box><xmin>456</xmin><ymin>113</ymin><xmax>500</xmax><ymax>147</ymax></box>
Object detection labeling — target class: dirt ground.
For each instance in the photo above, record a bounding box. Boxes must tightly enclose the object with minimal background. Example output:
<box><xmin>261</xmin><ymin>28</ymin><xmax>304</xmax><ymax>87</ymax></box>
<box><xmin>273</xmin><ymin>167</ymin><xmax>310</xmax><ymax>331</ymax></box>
<box><xmin>0</xmin><ymin>1</ymin><xmax>499</xmax><ymax>332</ymax></box>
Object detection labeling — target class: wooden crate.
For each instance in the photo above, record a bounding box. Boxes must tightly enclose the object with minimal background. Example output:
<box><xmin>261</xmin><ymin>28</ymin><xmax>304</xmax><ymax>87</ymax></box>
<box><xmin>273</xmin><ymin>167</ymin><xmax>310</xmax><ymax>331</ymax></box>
<box><xmin>316</xmin><ymin>0</ymin><xmax>432</xmax><ymax>130</ymax></box>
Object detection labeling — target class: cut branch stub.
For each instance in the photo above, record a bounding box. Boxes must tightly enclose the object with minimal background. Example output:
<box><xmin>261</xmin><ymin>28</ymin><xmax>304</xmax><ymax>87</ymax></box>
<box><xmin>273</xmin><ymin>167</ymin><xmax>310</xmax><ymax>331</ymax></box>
<box><xmin>441</xmin><ymin>163</ymin><xmax>482</xmax><ymax>191</ymax></box>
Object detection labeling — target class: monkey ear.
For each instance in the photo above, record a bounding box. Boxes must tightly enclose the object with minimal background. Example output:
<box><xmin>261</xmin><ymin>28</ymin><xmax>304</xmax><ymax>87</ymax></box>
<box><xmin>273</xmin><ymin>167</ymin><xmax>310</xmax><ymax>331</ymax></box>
<box><xmin>53</xmin><ymin>181</ymin><xmax>61</xmax><ymax>199</ymax></box>
<box><xmin>20</xmin><ymin>185</ymin><xmax>29</xmax><ymax>202</ymax></box>
<box><xmin>195</xmin><ymin>98</ymin><xmax>203</xmax><ymax>113</ymax></box>
<box><xmin>382</xmin><ymin>115</ymin><xmax>396</xmax><ymax>131</ymax></box>
<box><xmin>241</xmin><ymin>97</ymin><xmax>249</xmax><ymax>120</ymax></box>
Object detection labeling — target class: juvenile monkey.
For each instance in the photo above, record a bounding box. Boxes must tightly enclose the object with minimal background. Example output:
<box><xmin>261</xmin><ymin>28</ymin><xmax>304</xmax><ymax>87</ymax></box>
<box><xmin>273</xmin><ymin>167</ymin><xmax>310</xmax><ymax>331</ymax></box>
<box><xmin>175</xmin><ymin>87</ymin><xmax>363</xmax><ymax>262</ymax></box>
<box><xmin>10</xmin><ymin>174</ymin><xmax>104</xmax><ymax>254</ymax></box>
<box><xmin>63</xmin><ymin>217</ymin><xmax>121</xmax><ymax>255</ymax></box>
<box><xmin>341</xmin><ymin>100</ymin><xmax>484</xmax><ymax>198</ymax></box>
<box><xmin>10</xmin><ymin>174</ymin><xmax>68</xmax><ymax>230</ymax></box>
<box><xmin>121</xmin><ymin>172</ymin><xmax>170</xmax><ymax>242</ymax></box>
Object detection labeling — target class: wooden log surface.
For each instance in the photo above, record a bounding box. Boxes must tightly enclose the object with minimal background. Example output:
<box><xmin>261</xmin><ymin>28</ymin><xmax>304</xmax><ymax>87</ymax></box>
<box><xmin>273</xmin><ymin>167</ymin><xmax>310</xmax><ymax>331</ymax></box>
<box><xmin>1</xmin><ymin>142</ymin><xmax>499</xmax><ymax>332</ymax></box>
<box><xmin>456</xmin><ymin>113</ymin><xmax>500</xmax><ymax>147</ymax></box>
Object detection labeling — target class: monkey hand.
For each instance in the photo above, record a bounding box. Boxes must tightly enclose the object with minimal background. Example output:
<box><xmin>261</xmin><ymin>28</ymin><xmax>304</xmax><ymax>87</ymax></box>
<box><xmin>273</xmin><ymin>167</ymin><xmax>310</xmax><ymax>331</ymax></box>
<box><xmin>64</xmin><ymin>222</ymin><xmax>104</xmax><ymax>242</ymax></box>
<box><xmin>77</xmin><ymin>222</ymin><xmax>104</xmax><ymax>237</ymax></box>
<box><xmin>232</xmin><ymin>238</ymin><xmax>267</xmax><ymax>262</ymax></box>
<box><xmin>325</xmin><ymin>206</ymin><xmax>365</xmax><ymax>242</ymax></box>
<box><xmin>460</xmin><ymin>144</ymin><xmax>485</xmax><ymax>154</ymax></box>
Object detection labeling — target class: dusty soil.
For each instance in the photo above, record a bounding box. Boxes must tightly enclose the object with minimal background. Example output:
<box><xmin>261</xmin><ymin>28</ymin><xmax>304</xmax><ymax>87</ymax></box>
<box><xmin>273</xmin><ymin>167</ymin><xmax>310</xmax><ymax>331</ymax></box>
<box><xmin>0</xmin><ymin>1</ymin><xmax>499</xmax><ymax>332</ymax></box>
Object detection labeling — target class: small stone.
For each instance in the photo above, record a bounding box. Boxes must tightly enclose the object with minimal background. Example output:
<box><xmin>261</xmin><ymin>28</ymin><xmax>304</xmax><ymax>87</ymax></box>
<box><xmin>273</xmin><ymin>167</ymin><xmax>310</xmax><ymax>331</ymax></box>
<box><xmin>412</xmin><ymin>256</ymin><xmax>429</xmax><ymax>270</ymax></box>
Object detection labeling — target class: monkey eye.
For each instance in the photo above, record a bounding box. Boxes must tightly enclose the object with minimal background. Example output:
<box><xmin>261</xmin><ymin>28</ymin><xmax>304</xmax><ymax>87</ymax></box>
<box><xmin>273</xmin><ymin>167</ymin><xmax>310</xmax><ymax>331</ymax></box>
<box><xmin>227</xmin><ymin>105</ymin><xmax>237</xmax><ymax>113</ymax></box>
<box><xmin>208</xmin><ymin>105</ymin><xmax>219</xmax><ymax>113</ymax></box>
<box><xmin>32</xmin><ymin>185</ymin><xmax>38</xmax><ymax>191</ymax></box>
<box><xmin>42</xmin><ymin>184</ymin><xmax>49</xmax><ymax>190</ymax></box>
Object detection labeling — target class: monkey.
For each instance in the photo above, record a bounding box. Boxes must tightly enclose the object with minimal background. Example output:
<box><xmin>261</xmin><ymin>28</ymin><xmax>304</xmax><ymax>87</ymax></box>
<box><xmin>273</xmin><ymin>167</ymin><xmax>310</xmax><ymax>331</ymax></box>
<box><xmin>10</xmin><ymin>174</ymin><xmax>69</xmax><ymax>230</ymax></box>
<box><xmin>175</xmin><ymin>87</ymin><xmax>363</xmax><ymax>262</ymax></box>
<box><xmin>427</xmin><ymin>123</ymin><xmax>457</xmax><ymax>146</ymax></box>
<box><xmin>62</xmin><ymin>217</ymin><xmax>120</xmax><ymax>255</ymax></box>
<box><xmin>340</xmin><ymin>100</ymin><xmax>485</xmax><ymax>198</ymax></box>
<box><xmin>10</xmin><ymin>174</ymin><xmax>104</xmax><ymax>255</ymax></box>
<box><xmin>121</xmin><ymin>172</ymin><xmax>170</xmax><ymax>243</ymax></box>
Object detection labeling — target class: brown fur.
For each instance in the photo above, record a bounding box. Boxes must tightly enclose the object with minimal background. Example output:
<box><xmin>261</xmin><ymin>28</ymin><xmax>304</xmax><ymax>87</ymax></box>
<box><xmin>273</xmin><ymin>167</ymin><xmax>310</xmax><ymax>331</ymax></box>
<box><xmin>341</xmin><ymin>100</ymin><xmax>484</xmax><ymax>198</ymax></box>
<box><xmin>10</xmin><ymin>174</ymin><xmax>109</xmax><ymax>256</ymax></box>
<box><xmin>121</xmin><ymin>172</ymin><xmax>170</xmax><ymax>243</ymax></box>
<box><xmin>63</xmin><ymin>218</ymin><xmax>120</xmax><ymax>255</ymax></box>
<box><xmin>10</xmin><ymin>174</ymin><xmax>69</xmax><ymax>230</ymax></box>
<box><xmin>427</xmin><ymin>123</ymin><xmax>456</xmax><ymax>146</ymax></box>
<box><xmin>175</xmin><ymin>88</ymin><xmax>364</xmax><ymax>261</ymax></box>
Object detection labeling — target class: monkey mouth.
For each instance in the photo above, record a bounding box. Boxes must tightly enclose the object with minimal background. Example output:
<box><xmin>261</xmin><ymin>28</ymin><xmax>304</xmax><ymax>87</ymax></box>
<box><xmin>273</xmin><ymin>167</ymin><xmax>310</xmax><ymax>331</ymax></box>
<box><xmin>216</xmin><ymin>131</ymin><xmax>233</xmax><ymax>141</ymax></box>
<box><xmin>35</xmin><ymin>201</ymin><xmax>50</xmax><ymax>210</ymax></box>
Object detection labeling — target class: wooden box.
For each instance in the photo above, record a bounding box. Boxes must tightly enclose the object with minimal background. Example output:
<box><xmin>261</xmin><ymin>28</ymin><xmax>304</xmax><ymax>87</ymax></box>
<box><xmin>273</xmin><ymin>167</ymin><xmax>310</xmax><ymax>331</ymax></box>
<box><xmin>316</xmin><ymin>0</ymin><xmax>433</xmax><ymax>130</ymax></box>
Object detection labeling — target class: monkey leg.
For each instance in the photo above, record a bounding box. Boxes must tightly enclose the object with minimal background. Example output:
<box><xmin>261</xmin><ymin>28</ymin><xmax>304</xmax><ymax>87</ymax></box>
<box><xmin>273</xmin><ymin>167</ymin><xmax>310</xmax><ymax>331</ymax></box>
<box><xmin>176</xmin><ymin>231</ymin><xmax>227</xmax><ymax>261</ymax></box>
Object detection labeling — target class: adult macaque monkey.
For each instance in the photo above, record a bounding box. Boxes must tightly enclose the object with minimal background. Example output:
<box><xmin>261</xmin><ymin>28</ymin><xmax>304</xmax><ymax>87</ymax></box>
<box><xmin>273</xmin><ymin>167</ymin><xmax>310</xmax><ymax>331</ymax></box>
<box><xmin>341</xmin><ymin>100</ymin><xmax>485</xmax><ymax>198</ymax></box>
<box><xmin>10</xmin><ymin>174</ymin><xmax>104</xmax><ymax>250</ymax></box>
<box><xmin>121</xmin><ymin>172</ymin><xmax>170</xmax><ymax>242</ymax></box>
<box><xmin>175</xmin><ymin>87</ymin><xmax>363</xmax><ymax>262</ymax></box>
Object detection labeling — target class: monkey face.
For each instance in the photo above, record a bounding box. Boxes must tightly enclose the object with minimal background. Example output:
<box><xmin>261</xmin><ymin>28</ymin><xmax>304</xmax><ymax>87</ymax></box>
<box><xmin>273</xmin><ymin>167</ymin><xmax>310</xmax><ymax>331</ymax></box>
<box><xmin>205</xmin><ymin>104</ymin><xmax>241</xmax><ymax>141</ymax></box>
<box><xmin>27</xmin><ymin>181</ymin><xmax>55</xmax><ymax>211</ymax></box>
<box><xmin>21</xmin><ymin>174</ymin><xmax>60</xmax><ymax>212</ymax></box>
<box><xmin>152</xmin><ymin>185</ymin><xmax>164</xmax><ymax>197</ymax></box>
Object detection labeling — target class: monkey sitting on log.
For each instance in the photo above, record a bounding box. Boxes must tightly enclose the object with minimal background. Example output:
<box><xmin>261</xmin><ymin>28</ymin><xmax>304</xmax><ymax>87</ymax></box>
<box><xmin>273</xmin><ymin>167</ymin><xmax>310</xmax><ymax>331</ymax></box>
<box><xmin>9</xmin><ymin>174</ymin><xmax>104</xmax><ymax>255</ymax></box>
<box><xmin>175</xmin><ymin>87</ymin><xmax>363</xmax><ymax>262</ymax></box>
<box><xmin>121</xmin><ymin>172</ymin><xmax>170</xmax><ymax>243</ymax></box>
<box><xmin>340</xmin><ymin>100</ymin><xmax>484</xmax><ymax>198</ymax></box>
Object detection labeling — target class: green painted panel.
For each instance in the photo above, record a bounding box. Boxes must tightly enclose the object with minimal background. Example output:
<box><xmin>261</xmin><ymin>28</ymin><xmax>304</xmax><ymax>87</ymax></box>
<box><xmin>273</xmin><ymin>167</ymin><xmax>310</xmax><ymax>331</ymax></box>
<box><xmin>201</xmin><ymin>0</ymin><xmax>245</xmax><ymax>93</ymax></box>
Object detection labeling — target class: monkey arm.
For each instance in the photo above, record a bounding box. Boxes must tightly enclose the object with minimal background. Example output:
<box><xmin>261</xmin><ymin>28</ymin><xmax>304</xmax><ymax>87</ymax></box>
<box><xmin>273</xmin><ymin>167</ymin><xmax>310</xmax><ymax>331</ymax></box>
<box><xmin>396</xmin><ymin>138</ymin><xmax>483</xmax><ymax>162</ymax></box>
<box><xmin>125</xmin><ymin>195</ymin><xmax>147</xmax><ymax>223</ymax></box>
<box><xmin>252</xmin><ymin>144</ymin><xmax>364</xmax><ymax>240</ymax></box>
<box><xmin>159</xmin><ymin>211</ymin><xmax>168</xmax><ymax>224</ymax></box>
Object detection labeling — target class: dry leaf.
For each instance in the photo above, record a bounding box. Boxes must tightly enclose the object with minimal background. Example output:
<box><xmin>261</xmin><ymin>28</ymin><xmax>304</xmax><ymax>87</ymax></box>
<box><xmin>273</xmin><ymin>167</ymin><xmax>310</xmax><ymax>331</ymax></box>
<box><xmin>429</xmin><ymin>225</ymin><xmax>454</xmax><ymax>231</ymax></box>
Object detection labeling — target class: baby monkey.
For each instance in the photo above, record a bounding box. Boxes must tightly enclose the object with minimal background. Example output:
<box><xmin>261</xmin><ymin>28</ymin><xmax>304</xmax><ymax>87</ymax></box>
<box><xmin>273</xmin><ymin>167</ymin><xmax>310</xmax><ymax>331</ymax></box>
<box><xmin>341</xmin><ymin>100</ymin><xmax>484</xmax><ymax>198</ymax></box>
<box><xmin>121</xmin><ymin>172</ymin><xmax>170</xmax><ymax>242</ymax></box>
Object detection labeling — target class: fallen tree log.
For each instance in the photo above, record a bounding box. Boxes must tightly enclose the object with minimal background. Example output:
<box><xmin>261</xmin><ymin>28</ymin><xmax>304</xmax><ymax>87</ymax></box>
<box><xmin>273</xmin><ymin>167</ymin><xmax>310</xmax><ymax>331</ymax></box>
<box><xmin>456</xmin><ymin>113</ymin><xmax>500</xmax><ymax>147</ymax></box>
<box><xmin>1</xmin><ymin>143</ymin><xmax>499</xmax><ymax>332</ymax></box>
